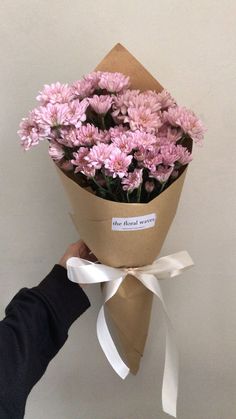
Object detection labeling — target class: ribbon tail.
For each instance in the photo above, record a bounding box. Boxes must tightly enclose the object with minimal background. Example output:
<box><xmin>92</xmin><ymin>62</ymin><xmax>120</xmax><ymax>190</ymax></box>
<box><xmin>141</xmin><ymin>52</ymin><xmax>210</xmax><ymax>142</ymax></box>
<box><xmin>66</xmin><ymin>257</ymin><xmax>129</xmax><ymax>379</ymax></box>
<box><xmin>97</xmin><ymin>277</ymin><xmax>130</xmax><ymax>380</ymax></box>
<box><xmin>162</xmin><ymin>316</ymin><xmax>178</xmax><ymax>417</ymax></box>
<box><xmin>139</xmin><ymin>274</ymin><xmax>178</xmax><ymax>418</ymax></box>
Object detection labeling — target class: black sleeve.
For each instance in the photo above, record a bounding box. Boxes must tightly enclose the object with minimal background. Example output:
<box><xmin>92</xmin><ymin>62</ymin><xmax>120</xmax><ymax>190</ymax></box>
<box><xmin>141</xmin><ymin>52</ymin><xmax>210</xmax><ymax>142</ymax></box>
<box><xmin>0</xmin><ymin>264</ymin><xmax>90</xmax><ymax>419</ymax></box>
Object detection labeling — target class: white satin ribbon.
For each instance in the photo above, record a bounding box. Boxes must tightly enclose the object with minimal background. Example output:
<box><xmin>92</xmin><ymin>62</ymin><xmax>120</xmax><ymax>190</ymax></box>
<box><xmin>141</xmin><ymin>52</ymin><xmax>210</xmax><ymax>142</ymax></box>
<box><xmin>67</xmin><ymin>251</ymin><xmax>194</xmax><ymax>417</ymax></box>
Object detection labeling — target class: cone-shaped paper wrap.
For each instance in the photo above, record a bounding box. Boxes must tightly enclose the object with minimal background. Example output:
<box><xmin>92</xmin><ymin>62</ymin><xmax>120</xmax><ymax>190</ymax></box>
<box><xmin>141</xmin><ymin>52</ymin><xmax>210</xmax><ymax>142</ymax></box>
<box><xmin>104</xmin><ymin>274</ymin><xmax>153</xmax><ymax>374</ymax></box>
<box><xmin>56</xmin><ymin>44</ymin><xmax>189</xmax><ymax>374</ymax></box>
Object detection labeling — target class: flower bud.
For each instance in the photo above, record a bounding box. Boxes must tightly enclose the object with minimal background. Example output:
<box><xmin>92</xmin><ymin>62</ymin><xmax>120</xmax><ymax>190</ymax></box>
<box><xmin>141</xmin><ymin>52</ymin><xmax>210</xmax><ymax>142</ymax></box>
<box><xmin>145</xmin><ymin>180</ymin><xmax>155</xmax><ymax>193</ymax></box>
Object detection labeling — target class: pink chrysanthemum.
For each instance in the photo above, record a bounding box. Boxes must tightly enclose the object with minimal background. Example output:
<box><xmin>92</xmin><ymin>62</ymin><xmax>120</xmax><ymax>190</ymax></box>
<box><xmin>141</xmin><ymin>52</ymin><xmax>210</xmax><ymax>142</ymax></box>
<box><xmin>125</xmin><ymin>106</ymin><xmax>162</xmax><ymax>133</ymax></box>
<box><xmin>109</xmin><ymin>125</ymin><xmax>128</xmax><ymax>138</ymax></box>
<box><xmin>132</xmin><ymin>131</ymin><xmax>157</xmax><ymax>149</ymax></box>
<box><xmin>104</xmin><ymin>148</ymin><xmax>132</xmax><ymax>178</ymax></box>
<box><xmin>160</xmin><ymin>143</ymin><xmax>181</xmax><ymax>166</ymax></box>
<box><xmin>71</xmin><ymin>72</ymin><xmax>101</xmax><ymax>98</ymax></box>
<box><xmin>66</xmin><ymin>99</ymin><xmax>88</xmax><ymax>128</ymax></box>
<box><xmin>89</xmin><ymin>95</ymin><xmax>113</xmax><ymax>115</ymax></box>
<box><xmin>175</xmin><ymin>145</ymin><xmax>192</xmax><ymax>165</ymax></box>
<box><xmin>150</xmin><ymin>166</ymin><xmax>174</xmax><ymax>183</ymax></box>
<box><xmin>98</xmin><ymin>72</ymin><xmax>130</xmax><ymax>93</ymax></box>
<box><xmin>76</xmin><ymin>124</ymin><xmax>100</xmax><ymax>146</ymax></box>
<box><xmin>72</xmin><ymin>79</ymin><xmax>95</xmax><ymax>99</ymax></box>
<box><xmin>18</xmin><ymin>110</ymin><xmax>50</xmax><ymax>150</ymax></box>
<box><xmin>35</xmin><ymin>103</ymin><xmax>70</xmax><ymax>127</ymax></box>
<box><xmin>58</xmin><ymin>127</ymin><xmax>79</xmax><ymax>147</ymax></box>
<box><xmin>112</xmin><ymin>89</ymin><xmax>140</xmax><ymax>121</ymax></box>
<box><xmin>157</xmin><ymin>125</ymin><xmax>183</xmax><ymax>144</ymax></box>
<box><xmin>131</xmin><ymin>91</ymin><xmax>162</xmax><ymax>113</ymax></box>
<box><xmin>164</xmin><ymin>106</ymin><xmax>206</xmax><ymax>145</ymax></box>
<box><xmin>48</xmin><ymin>142</ymin><xmax>65</xmax><ymax>162</ymax></box>
<box><xmin>156</xmin><ymin>89</ymin><xmax>176</xmax><ymax>110</ymax></box>
<box><xmin>71</xmin><ymin>147</ymin><xmax>95</xmax><ymax>177</ymax></box>
<box><xmin>36</xmin><ymin>82</ymin><xmax>74</xmax><ymax>105</ymax></box>
<box><xmin>111</xmin><ymin>133</ymin><xmax>136</xmax><ymax>154</ymax></box>
<box><xmin>94</xmin><ymin>130</ymin><xmax>111</xmax><ymax>144</ymax></box>
<box><xmin>85</xmin><ymin>143</ymin><xmax>113</xmax><ymax>170</ymax></box>
<box><xmin>122</xmin><ymin>169</ymin><xmax>143</xmax><ymax>192</ymax></box>
<box><xmin>142</xmin><ymin>149</ymin><xmax>163</xmax><ymax>171</ymax></box>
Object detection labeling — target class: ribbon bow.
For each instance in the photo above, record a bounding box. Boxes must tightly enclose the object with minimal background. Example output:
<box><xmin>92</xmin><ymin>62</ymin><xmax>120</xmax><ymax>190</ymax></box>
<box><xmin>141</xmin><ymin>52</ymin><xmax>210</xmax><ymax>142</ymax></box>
<box><xmin>67</xmin><ymin>251</ymin><xmax>193</xmax><ymax>417</ymax></box>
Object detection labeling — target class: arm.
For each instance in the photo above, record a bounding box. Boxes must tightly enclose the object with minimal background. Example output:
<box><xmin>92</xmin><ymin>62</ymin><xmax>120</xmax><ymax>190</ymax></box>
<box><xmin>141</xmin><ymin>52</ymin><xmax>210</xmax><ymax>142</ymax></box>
<box><xmin>0</xmin><ymin>241</ymin><xmax>92</xmax><ymax>419</ymax></box>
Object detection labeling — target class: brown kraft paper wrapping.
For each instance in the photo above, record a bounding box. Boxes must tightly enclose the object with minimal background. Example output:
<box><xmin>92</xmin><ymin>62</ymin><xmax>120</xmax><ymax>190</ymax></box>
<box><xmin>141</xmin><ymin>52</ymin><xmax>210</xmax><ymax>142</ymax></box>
<box><xmin>56</xmin><ymin>44</ymin><xmax>188</xmax><ymax>374</ymax></box>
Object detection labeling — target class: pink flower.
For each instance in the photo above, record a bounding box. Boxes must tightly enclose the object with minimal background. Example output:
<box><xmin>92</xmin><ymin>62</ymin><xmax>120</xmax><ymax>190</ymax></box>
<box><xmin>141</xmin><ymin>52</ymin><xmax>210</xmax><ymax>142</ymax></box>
<box><xmin>156</xmin><ymin>89</ymin><xmax>176</xmax><ymax>110</ymax></box>
<box><xmin>164</xmin><ymin>106</ymin><xmax>206</xmax><ymax>145</ymax></box>
<box><xmin>72</xmin><ymin>79</ymin><xmax>95</xmax><ymax>99</ymax></box>
<box><xmin>71</xmin><ymin>71</ymin><xmax>101</xmax><ymax>99</ymax></box>
<box><xmin>48</xmin><ymin>142</ymin><xmax>65</xmax><ymax>162</ymax></box>
<box><xmin>111</xmin><ymin>133</ymin><xmax>136</xmax><ymax>153</ymax></box>
<box><xmin>105</xmin><ymin>148</ymin><xmax>132</xmax><ymax>178</ymax></box>
<box><xmin>109</xmin><ymin>125</ymin><xmax>128</xmax><ymax>138</ymax></box>
<box><xmin>157</xmin><ymin>125</ymin><xmax>183</xmax><ymax>144</ymax></box>
<box><xmin>18</xmin><ymin>110</ymin><xmax>50</xmax><ymax>150</ymax></box>
<box><xmin>98</xmin><ymin>72</ymin><xmax>130</xmax><ymax>93</ymax></box>
<box><xmin>66</xmin><ymin>99</ymin><xmax>88</xmax><ymax>128</ymax></box>
<box><xmin>150</xmin><ymin>166</ymin><xmax>174</xmax><ymax>183</ymax></box>
<box><xmin>71</xmin><ymin>147</ymin><xmax>95</xmax><ymax>177</ymax></box>
<box><xmin>132</xmin><ymin>91</ymin><xmax>162</xmax><ymax>112</ymax></box>
<box><xmin>95</xmin><ymin>130</ymin><xmax>111</xmax><ymax>144</ymax></box>
<box><xmin>134</xmin><ymin>149</ymin><xmax>147</xmax><ymax>162</ymax></box>
<box><xmin>36</xmin><ymin>82</ymin><xmax>74</xmax><ymax>105</ymax></box>
<box><xmin>112</xmin><ymin>89</ymin><xmax>140</xmax><ymax>121</ymax></box>
<box><xmin>58</xmin><ymin>127</ymin><xmax>79</xmax><ymax>147</ymax></box>
<box><xmin>160</xmin><ymin>143</ymin><xmax>180</xmax><ymax>166</ymax></box>
<box><xmin>89</xmin><ymin>95</ymin><xmax>113</xmax><ymax>114</ymax></box>
<box><xmin>142</xmin><ymin>149</ymin><xmax>163</xmax><ymax>171</ymax></box>
<box><xmin>132</xmin><ymin>131</ymin><xmax>157</xmax><ymax>149</ymax></box>
<box><xmin>71</xmin><ymin>72</ymin><xmax>101</xmax><ymax>98</ymax></box>
<box><xmin>125</xmin><ymin>106</ymin><xmax>162</xmax><ymax>132</ymax></box>
<box><xmin>175</xmin><ymin>145</ymin><xmax>192</xmax><ymax>165</ymax></box>
<box><xmin>35</xmin><ymin>103</ymin><xmax>70</xmax><ymax>127</ymax></box>
<box><xmin>85</xmin><ymin>71</ymin><xmax>102</xmax><ymax>84</ymax></box>
<box><xmin>76</xmin><ymin>124</ymin><xmax>100</xmax><ymax>146</ymax></box>
<box><xmin>72</xmin><ymin>147</ymin><xmax>89</xmax><ymax>169</ymax></box>
<box><xmin>122</xmin><ymin>169</ymin><xmax>143</xmax><ymax>192</ymax></box>
<box><xmin>85</xmin><ymin>143</ymin><xmax>113</xmax><ymax>170</ymax></box>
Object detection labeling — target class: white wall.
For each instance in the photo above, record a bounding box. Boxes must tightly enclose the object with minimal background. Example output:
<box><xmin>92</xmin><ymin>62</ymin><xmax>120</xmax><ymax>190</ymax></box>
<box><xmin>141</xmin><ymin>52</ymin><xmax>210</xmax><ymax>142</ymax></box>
<box><xmin>0</xmin><ymin>1</ymin><xmax>236</xmax><ymax>418</ymax></box>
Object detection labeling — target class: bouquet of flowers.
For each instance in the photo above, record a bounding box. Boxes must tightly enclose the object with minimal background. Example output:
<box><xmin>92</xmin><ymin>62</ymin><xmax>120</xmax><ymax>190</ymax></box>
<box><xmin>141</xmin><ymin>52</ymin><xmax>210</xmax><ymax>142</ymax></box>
<box><xmin>19</xmin><ymin>64</ymin><xmax>203</xmax><ymax>204</ymax></box>
<box><xmin>18</xmin><ymin>44</ymin><xmax>205</xmax><ymax>417</ymax></box>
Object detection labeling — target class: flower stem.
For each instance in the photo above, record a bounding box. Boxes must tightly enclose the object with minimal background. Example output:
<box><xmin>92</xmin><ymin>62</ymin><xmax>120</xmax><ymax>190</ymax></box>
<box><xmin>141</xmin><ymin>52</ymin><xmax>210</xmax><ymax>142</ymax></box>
<box><xmin>160</xmin><ymin>182</ymin><xmax>167</xmax><ymax>193</ymax></box>
<box><xmin>137</xmin><ymin>184</ymin><xmax>142</xmax><ymax>203</ymax></box>
<box><xmin>100</xmin><ymin>115</ymin><xmax>106</xmax><ymax>130</ymax></box>
<box><xmin>104</xmin><ymin>175</ymin><xmax>119</xmax><ymax>201</ymax></box>
<box><xmin>92</xmin><ymin>177</ymin><xmax>108</xmax><ymax>195</ymax></box>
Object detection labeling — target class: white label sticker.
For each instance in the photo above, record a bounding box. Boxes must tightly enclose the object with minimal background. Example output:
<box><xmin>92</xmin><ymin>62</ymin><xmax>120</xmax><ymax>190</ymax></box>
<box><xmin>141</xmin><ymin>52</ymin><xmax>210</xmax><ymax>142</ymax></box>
<box><xmin>112</xmin><ymin>213</ymin><xmax>156</xmax><ymax>231</ymax></box>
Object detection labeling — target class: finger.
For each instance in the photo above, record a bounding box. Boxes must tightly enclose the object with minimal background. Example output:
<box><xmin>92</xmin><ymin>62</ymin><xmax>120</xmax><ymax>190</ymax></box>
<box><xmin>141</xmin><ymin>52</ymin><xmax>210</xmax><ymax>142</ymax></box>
<box><xmin>79</xmin><ymin>242</ymin><xmax>91</xmax><ymax>259</ymax></box>
<box><xmin>88</xmin><ymin>252</ymin><xmax>98</xmax><ymax>262</ymax></box>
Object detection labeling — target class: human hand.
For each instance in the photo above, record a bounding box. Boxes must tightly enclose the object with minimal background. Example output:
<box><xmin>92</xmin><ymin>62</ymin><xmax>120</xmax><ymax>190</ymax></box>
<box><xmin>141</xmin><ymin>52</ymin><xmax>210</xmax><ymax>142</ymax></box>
<box><xmin>59</xmin><ymin>240</ymin><xmax>97</xmax><ymax>269</ymax></box>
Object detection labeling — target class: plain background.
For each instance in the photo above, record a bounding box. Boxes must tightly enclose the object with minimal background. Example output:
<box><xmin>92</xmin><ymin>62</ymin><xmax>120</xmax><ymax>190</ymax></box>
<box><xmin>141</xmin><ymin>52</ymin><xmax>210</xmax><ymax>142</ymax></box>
<box><xmin>0</xmin><ymin>1</ymin><xmax>236</xmax><ymax>418</ymax></box>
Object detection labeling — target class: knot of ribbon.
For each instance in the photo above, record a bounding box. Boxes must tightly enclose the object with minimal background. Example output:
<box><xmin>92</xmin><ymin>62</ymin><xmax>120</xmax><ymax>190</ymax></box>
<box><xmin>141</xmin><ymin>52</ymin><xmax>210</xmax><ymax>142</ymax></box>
<box><xmin>67</xmin><ymin>250</ymin><xmax>194</xmax><ymax>418</ymax></box>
